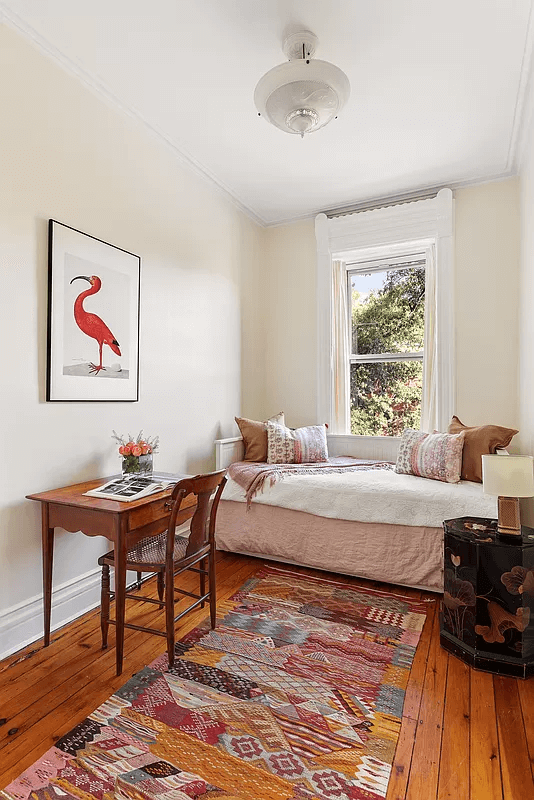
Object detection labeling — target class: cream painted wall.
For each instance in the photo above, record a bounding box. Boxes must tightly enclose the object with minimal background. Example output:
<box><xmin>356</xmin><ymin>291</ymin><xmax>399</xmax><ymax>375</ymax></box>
<box><xmin>519</xmin><ymin>84</ymin><xmax>534</xmax><ymax>523</ymax></box>
<box><xmin>0</xmin><ymin>25</ymin><xmax>263</xmax><ymax>655</ymax></box>
<box><xmin>454</xmin><ymin>179</ymin><xmax>519</xmax><ymax>429</ymax></box>
<box><xmin>253</xmin><ymin>219</ymin><xmax>318</xmax><ymax>427</ymax></box>
<box><xmin>240</xmin><ymin>226</ymin><xmax>267</xmax><ymax>420</ymax></box>
<box><xmin>251</xmin><ymin>181</ymin><xmax>520</xmax><ymax>432</ymax></box>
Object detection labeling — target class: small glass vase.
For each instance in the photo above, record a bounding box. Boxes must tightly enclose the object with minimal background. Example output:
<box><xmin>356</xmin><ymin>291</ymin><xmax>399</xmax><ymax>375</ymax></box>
<box><xmin>121</xmin><ymin>453</ymin><xmax>153</xmax><ymax>477</ymax></box>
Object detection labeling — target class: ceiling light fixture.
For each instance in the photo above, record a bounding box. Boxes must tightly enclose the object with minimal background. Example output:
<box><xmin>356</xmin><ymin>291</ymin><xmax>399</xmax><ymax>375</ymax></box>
<box><xmin>254</xmin><ymin>31</ymin><xmax>350</xmax><ymax>138</ymax></box>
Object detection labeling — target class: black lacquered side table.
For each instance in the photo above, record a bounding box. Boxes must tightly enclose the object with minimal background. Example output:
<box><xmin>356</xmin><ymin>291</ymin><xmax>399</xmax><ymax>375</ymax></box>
<box><xmin>440</xmin><ymin>516</ymin><xmax>534</xmax><ymax>678</ymax></box>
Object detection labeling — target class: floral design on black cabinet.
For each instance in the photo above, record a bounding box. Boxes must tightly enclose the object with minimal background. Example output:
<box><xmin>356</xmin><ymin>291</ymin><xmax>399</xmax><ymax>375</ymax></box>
<box><xmin>441</xmin><ymin>517</ymin><xmax>534</xmax><ymax>677</ymax></box>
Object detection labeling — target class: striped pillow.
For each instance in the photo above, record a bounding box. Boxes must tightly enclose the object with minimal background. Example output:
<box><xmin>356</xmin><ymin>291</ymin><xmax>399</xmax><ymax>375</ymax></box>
<box><xmin>395</xmin><ymin>429</ymin><xmax>465</xmax><ymax>483</ymax></box>
<box><xmin>267</xmin><ymin>422</ymin><xmax>329</xmax><ymax>464</ymax></box>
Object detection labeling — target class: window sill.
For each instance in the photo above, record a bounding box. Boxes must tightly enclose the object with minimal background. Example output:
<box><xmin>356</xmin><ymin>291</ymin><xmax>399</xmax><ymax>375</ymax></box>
<box><xmin>327</xmin><ymin>434</ymin><xmax>400</xmax><ymax>461</ymax></box>
<box><xmin>328</xmin><ymin>434</ymin><xmax>401</xmax><ymax>441</ymax></box>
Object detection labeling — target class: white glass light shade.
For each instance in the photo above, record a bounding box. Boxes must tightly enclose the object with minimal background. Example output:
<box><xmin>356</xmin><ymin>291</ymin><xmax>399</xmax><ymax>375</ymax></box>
<box><xmin>482</xmin><ymin>455</ymin><xmax>534</xmax><ymax>497</ymax></box>
<box><xmin>254</xmin><ymin>59</ymin><xmax>350</xmax><ymax>136</ymax></box>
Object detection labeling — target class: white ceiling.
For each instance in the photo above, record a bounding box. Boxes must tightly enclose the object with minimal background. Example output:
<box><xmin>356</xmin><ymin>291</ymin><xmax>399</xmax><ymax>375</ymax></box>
<box><xmin>2</xmin><ymin>0</ymin><xmax>533</xmax><ymax>225</ymax></box>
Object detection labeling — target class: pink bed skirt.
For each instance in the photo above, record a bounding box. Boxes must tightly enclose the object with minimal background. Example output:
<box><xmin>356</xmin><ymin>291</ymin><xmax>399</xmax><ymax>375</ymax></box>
<box><xmin>216</xmin><ymin>499</ymin><xmax>444</xmax><ymax>593</ymax></box>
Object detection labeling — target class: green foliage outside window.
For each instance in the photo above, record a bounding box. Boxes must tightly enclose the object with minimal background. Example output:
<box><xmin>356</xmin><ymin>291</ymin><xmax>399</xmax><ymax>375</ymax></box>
<box><xmin>351</xmin><ymin>267</ymin><xmax>425</xmax><ymax>436</ymax></box>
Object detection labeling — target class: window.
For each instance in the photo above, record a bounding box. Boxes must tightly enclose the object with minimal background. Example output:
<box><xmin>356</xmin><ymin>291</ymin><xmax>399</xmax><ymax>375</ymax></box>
<box><xmin>315</xmin><ymin>189</ymin><xmax>454</xmax><ymax>437</ymax></box>
<box><xmin>348</xmin><ymin>252</ymin><xmax>426</xmax><ymax>436</ymax></box>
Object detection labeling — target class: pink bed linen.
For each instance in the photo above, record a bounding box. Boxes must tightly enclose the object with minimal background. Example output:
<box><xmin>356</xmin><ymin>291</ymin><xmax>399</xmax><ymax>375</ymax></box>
<box><xmin>216</xmin><ymin>499</ymin><xmax>444</xmax><ymax>592</ymax></box>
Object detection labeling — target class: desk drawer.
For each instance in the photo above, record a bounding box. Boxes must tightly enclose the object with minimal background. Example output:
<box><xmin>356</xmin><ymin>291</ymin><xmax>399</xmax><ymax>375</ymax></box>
<box><xmin>127</xmin><ymin>492</ymin><xmax>195</xmax><ymax>531</ymax></box>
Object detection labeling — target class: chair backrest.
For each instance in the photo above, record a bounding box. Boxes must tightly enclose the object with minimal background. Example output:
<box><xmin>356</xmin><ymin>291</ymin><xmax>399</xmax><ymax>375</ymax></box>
<box><xmin>167</xmin><ymin>470</ymin><xmax>227</xmax><ymax>560</ymax></box>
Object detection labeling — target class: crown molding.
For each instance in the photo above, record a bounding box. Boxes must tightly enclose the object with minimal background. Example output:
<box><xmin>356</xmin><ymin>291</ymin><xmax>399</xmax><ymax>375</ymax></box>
<box><xmin>0</xmin><ymin>2</ymin><xmax>268</xmax><ymax>228</ymax></box>
<box><xmin>513</xmin><ymin>1</ymin><xmax>534</xmax><ymax>171</ymax></box>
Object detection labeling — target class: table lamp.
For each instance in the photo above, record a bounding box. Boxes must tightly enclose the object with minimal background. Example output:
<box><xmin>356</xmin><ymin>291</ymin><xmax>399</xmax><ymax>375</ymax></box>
<box><xmin>482</xmin><ymin>454</ymin><xmax>534</xmax><ymax>536</ymax></box>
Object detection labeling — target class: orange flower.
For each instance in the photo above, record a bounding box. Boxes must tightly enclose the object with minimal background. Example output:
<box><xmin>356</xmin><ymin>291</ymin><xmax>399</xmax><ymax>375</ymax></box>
<box><xmin>119</xmin><ymin>445</ymin><xmax>131</xmax><ymax>456</ymax></box>
<box><xmin>131</xmin><ymin>444</ymin><xmax>142</xmax><ymax>457</ymax></box>
<box><xmin>139</xmin><ymin>442</ymin><xmax>149</xmax><ymax>455</ymax></box>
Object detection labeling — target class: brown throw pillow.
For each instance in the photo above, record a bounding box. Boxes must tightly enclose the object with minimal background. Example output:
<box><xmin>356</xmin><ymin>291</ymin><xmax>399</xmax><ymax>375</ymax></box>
<box><xmin>235</xmin><ymin>412</ymin><xmax>285</xmax><ymax>462</ymax></box>
<box><xmin>448</xmin><ymin>415</ymin><xmax>518</xmax><ymax>483</ymax></box>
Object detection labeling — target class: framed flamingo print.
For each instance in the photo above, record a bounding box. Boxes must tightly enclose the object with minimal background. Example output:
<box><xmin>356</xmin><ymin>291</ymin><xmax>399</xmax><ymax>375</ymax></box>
<box><xmin>47</xmin><ymin>220</ymin><xmax>140</xmax><ymax>401</ymax></box>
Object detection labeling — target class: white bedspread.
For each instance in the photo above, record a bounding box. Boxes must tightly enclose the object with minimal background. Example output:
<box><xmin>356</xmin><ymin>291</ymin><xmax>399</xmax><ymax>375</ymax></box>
<box><xmin>221</xmin><ymin>468</ymin><xmax>497</xmax><ymax>528</ymax></box>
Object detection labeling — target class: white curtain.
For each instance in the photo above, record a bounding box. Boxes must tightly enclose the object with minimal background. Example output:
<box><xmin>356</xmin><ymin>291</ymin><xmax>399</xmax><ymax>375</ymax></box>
<box><xmin>421</xmin><ymin>244</ymin><xmax>438</xmax><ymax>432</ymax></box>
<box><xmin>331</xmin><ymin>259</ymin><xmax>350</xmax><ymax>433</ymax></box>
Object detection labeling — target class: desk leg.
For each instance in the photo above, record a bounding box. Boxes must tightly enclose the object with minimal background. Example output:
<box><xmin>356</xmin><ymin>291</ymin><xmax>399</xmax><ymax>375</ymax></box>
<box><xmin>115</xmin><ymin>518</ymin><xmax>127</xmax><ymax>676</ymax></box>
<box><xmin>42</xmin><ymin>504</ymin><xmax>54</xmax><ymax>647</ymax></box>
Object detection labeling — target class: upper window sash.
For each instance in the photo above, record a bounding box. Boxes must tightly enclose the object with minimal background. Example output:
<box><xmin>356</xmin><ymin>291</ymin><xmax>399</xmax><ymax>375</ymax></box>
<box><xmin>347</xmin><ymin>254</ymin><xmax>426</xmax><ymax>362</ymax></box>
<box><xmin>345</xmin><ymin>254</ymin><xmax>426</xmax><ymax>272</ymax></box>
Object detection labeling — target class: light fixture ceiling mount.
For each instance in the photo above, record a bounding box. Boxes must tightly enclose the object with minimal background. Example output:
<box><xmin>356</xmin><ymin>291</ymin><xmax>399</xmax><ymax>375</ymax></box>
<box><xmin>254</xmin><ymin>30</ymin><xmax>350</xmax><ymax>138</ymax></box>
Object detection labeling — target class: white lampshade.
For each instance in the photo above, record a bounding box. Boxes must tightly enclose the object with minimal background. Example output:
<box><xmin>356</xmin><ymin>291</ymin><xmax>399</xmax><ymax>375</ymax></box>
<box><xmin>482</xmin><ymin>455</ymin><xmax>534</xmax><ymax>497</ymax></box>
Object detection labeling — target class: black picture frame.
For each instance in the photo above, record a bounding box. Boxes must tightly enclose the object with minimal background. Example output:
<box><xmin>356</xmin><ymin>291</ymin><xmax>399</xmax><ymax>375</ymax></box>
<box><xmin>47</xmin><ymin>220</ymin><xmax>141</xmax><ymax>401</ymax></box>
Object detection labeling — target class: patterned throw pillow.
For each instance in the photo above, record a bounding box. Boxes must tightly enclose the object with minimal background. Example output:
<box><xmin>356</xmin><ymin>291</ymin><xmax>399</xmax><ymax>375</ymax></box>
<box><xmin>267</xmin><ymin>422</ymin><xmax>329</xmax><ymax>464</ymax></box>
<box><xmin>395</xmin><ymin>428</ymin><xmax>465</xmax><ymax>483</ymax></box>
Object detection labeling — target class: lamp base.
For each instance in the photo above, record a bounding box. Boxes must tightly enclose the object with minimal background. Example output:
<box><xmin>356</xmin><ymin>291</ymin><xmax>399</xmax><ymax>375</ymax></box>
<box><xmin>497</xmin><ymin>495</ymin><xmax>521</xmax><ymax>536</ymax></box>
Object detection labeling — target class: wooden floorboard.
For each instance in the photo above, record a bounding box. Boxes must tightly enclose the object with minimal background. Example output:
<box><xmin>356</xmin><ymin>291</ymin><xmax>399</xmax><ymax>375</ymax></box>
<box><xmin>0</xmin><ymin>551</ymin><xmax>533</xmax><ymax>799</ymax></box>
<box><xmin>437</xmin><ymin>654</ymin><xmax>470</xmax><ymax>800</ymax></box>
<box><xmin>470</xmin><ymin>670</ymin><xmax>503</xmax><ymax>800</ymax></box>
<box><xmin>405</xmin><ymin>609</ymin><xmax>449</xmax><ymax>800</ymax></box>
<box><xmin>494</xmin><ymin>675</ymin><xmax>533</xmax><ymax>800</ymax></box>
<box><xmin>517</xmin><ymin>676</ymin><xmax>534</xmax><ymax>782</ymax></box>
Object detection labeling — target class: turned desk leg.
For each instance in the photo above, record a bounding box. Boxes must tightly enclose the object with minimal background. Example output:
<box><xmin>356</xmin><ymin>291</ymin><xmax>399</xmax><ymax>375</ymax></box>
<box><xmin>101</xmin><ymin>564</ymin><xmax>110</xmax><ymax>649</ymax></box>
<box><xmin>114</xmin><ymin>518</ymin><xmax>128</xmax><ymax>676</ymax></box>
<box><xmin>41</xmin><ymin>503</ymin><xmax>54</xmax><ymax>647</ymax></box>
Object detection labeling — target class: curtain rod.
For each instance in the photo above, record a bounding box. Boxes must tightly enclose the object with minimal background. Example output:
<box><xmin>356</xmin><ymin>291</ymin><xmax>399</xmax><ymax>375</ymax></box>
<box><xmin>326</xmin><ymin>187</ymin><xmax>441</xmax><ymax>218</ymax></box>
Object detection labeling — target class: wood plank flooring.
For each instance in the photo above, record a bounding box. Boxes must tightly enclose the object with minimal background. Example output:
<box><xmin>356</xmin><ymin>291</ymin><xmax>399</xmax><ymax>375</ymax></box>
<box><xmin>0</xmin><ymin>551</ymin><xmax>532</xmax><ymax>798</ymax></box>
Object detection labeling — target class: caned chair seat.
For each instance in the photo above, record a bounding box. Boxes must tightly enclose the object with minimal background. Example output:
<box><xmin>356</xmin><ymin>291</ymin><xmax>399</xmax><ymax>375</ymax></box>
<box><xmin>100</xmin><ymin>533</ymin><xmax>191</xmax><ymax>569</ymax></box>
<box><xmin>97</xmin><ymin>470</ymin><xmax>227</xmax><ymax>675</ymax></box>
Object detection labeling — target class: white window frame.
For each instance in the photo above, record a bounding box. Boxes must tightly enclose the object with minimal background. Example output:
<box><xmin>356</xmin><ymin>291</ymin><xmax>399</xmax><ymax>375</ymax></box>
<box><xmin>315</xmin><ymin>188</ymin><xmax>454</xmax><ymax>439</ymax></box>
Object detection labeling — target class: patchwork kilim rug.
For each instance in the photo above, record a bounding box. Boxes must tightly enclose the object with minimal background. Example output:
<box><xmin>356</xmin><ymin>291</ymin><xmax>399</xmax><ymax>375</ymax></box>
<box><xmin>2</xmin><ymin>566</ymin><xmax>428</xmax><ymax>800</ymax></box>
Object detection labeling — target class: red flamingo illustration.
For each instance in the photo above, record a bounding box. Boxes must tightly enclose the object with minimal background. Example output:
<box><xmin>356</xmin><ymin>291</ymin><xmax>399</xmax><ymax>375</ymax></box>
<box><xmin>70</xmin><ymin>275</ymin><xmax>121</xmax><ymax>374</ymax></box>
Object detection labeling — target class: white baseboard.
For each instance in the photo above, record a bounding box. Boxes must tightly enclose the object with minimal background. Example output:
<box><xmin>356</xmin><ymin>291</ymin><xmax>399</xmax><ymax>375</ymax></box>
<box><xmin>0</xmin><ymin>567</ymin><xmax>102</xmax><ymax>660</ymax></box>
<box><xmin>0</xmin><ymin>525</ymin><xmax>192</xmax><ymax>660</ymax></box>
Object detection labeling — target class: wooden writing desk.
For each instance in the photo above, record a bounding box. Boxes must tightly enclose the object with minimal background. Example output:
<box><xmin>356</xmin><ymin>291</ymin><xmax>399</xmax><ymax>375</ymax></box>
<box><xmin>27</xmin><ymin>477</ymin><xmax>195</xmax><ymax>675</ymax></box>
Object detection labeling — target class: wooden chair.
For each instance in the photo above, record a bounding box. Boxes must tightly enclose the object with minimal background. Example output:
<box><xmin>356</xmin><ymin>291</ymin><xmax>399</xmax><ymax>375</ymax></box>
<box><xmin>98</xmin><ymin>470</ymin><xmax>227</xmax><ymax>673</ymax></box>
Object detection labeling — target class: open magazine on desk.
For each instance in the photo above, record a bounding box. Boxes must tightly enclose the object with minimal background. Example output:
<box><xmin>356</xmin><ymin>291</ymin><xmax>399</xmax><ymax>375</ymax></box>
<box><xmin>84</xmin><ymin>472</ymin><xmax>188</xmax><ymax>502</ymax></box>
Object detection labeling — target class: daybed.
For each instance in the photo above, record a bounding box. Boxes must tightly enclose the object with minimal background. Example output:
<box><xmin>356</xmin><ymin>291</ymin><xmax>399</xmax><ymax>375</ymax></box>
<box><xmin>214</xmin><ymin>434</ymin><xmax>497</xmax><ymax>593</ymax></box>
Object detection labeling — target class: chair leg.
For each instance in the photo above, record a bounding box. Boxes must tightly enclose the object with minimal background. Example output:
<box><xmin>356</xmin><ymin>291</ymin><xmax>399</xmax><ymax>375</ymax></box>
<box><xmin>157</xmin><ymin>572</ymin><xmax>164</xmax><ymax>602</ymax></box>
<box><xmin>136</xmin><ymin>571</ymin><xmax>142</xmax><ymax>590</ymax></box>
<box><xmin>165</xmin><ymin>564</ymin><xmax>175</xmax><ymax>669</ymax></box>
<box><xmin>100</xmin><ymin>564</ymin><xmax>110</xmax><ymax>649</ymax></box>
<box><xmin>208</xmin><ymin>550</ymin><xmax>217</xmax><ymax>629</ymax></box>
<box><xmin>199</xmin><ymin>558</ymin><xmax>206</xmax><ymax>608</ymax></box>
